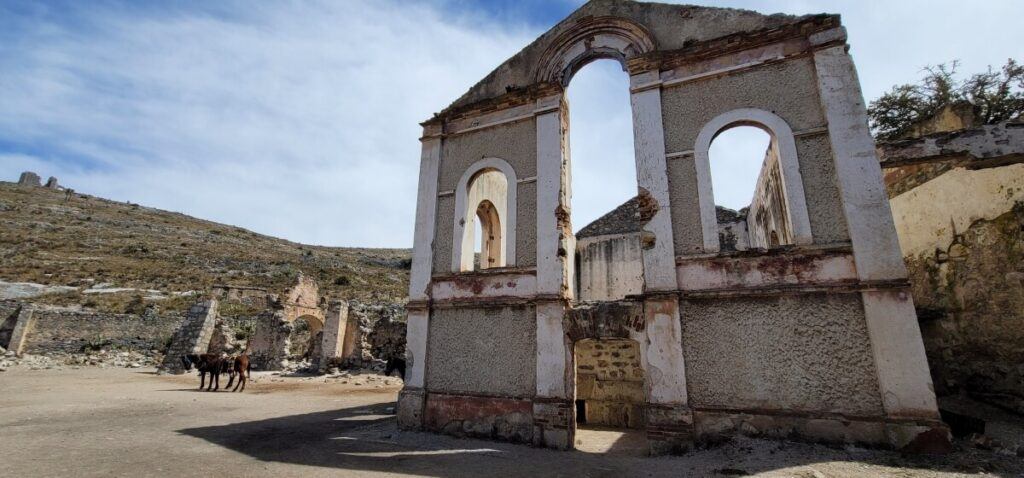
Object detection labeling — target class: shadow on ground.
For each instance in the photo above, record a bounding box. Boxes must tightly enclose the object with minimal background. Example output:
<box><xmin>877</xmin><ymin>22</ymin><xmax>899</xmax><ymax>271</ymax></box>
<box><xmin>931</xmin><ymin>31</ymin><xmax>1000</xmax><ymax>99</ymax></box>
<box><xmin>179</xmin><ymin>402</ymin><xmax>1023</xmax><ymax>477</ymax></box>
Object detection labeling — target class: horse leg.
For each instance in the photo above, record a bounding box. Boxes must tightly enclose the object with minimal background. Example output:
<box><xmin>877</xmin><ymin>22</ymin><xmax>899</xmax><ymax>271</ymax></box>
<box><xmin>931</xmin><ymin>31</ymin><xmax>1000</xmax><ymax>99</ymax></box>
<box><xmin>225</xmin><ymin>370</ymin><xmax>235</xmax><ymax>389</ymax></box>
<box><xmin>199</xmin><ymin>371</ymin><xmax>205</xmax><ymax>390</ymax></box>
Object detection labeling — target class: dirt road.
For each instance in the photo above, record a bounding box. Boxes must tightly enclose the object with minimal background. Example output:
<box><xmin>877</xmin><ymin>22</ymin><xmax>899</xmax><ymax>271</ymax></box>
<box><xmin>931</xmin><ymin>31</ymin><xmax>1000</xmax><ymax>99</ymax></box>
<box><xmin>0</xmin><ymin>367</ymin><xmax>1020</xmax><ymax>477</ymax></box>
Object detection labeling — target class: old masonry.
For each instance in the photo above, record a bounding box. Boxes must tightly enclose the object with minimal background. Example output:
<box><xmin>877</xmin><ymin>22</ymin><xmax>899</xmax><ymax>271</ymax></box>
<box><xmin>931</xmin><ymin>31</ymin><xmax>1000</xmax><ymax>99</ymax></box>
<box><xmin>397</xmin><ymin>0</ymin><xmax>947</xmax><ymax>455</ymax></box>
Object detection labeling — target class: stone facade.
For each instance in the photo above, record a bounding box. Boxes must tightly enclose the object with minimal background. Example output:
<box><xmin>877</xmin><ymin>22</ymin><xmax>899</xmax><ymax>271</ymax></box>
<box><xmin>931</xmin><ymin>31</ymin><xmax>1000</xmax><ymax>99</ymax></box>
<box><xmin>400</xmin><ymin>0</ymin><xmax>943</xmax><ymax>455</ymax></box>
<box><xmin>878</xmin><ymin>119</ymin><xmax>1024</xmax><ymax>413</ymax></box>
<box><xmin>158</xmin><ymin>300</ymin><xmax>219</xmax><ymax>374</ymax></box>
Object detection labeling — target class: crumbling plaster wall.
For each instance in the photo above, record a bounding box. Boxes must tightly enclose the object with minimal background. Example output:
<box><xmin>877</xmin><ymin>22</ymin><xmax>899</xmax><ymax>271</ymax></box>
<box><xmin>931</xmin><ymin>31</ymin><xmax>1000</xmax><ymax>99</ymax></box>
<box><xmin>681</xmin><ymin>293</ymin><xmax>884</xmax><ymax>416</ymax></box>
<box><xmin>433</xmin><ymin>120</ymin><xmax>538</xmax><ymax>273</ymax></box>
<box><xmin>425</xmin><ymin>305</ymin><xmax>536</xmax><ymax>397</ymax></box>
<box><xmin>662</xmin><ymin>58</ymin><xmax>849</xmax><ymax>254</ymax></box>
<box><xmin>445</xmin><ymin>0</ymin><xmax>806</xmax><ymax>111</ymax></box>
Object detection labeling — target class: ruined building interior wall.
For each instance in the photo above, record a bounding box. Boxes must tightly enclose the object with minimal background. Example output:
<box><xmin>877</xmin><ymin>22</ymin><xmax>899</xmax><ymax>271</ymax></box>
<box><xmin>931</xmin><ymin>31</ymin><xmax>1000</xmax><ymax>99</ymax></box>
<box><xmin>879</xmin><ymin>121</ymin><xmax>1024</xmax><ymax>410</ymax></box>
<box><xmin>574</xmin><ymin>338</ymin><xmax>645</xmax><ymax>428</ymax></box>
<box><xmin>575</xmin><ymin>234</ymin><xmax>644</xmax><ymax>302</ymax></box>
<box><xmin>460</xmin><ymin>170</ymin><xmax>508</xmax><ymax>270</ymax></box>
<box><xmin>746</xmin><ymin>146</ymin><xmax>793</xmax><ymax>248</ymax></box>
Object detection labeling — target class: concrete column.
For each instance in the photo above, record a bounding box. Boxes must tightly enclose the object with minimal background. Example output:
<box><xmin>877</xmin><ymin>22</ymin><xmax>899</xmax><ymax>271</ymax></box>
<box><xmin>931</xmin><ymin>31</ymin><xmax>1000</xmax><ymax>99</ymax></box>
<box><xmin>318</xmin><ymin>300</ymin><xmax>348</xmax><ymax>372</ymax></box>
<box><xmin>6</xmin><ymin>306</ymin><xmax>36</xmax><ymax>356</ymax></box>
<box><xmin>812</xmin><ymin>46</ymin><xmax>906</xmax><ymax>281</ymax></box>
<box><xmin>398</xmin><ymin>306</ymin><xmax>429</xmax><ymax>430</ymax></box>
<box><xmin>532</xmin><ymin>95</ymin><xmax>574</xmax><ymax>449</ymax></box>
<box><xmin>535</xmin><ymin>95</ymin><xmax>570</xmax><ymax>297</ymax></box>
<box><xmin>399</xmin><ymin>128</ymin><xmax>441</xmax><ymax>430</ymax></box>
<box><xmin>633</xmin><ymin>295</ymin><xmax>693</xmax><ymax>454</ymax></box>
<box><xmin>813</xmin><ymin>45</ymin><xmax>940</xmax><ymax>425</ymax></box>
<box><xmin>629</xmin><ymin>71</ymin><xmax>677</xmax><ymax>292</ymax></box>
<box><xmin>409</xmin><ymin>133</ymin><xmax>442</xmax><ymax>300</ymax></box>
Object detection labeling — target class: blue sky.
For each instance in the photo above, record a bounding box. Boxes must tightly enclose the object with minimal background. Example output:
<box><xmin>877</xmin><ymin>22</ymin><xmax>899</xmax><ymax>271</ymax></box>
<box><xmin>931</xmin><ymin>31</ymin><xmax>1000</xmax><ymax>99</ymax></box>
<box><xmin>1</xmin><ymin>1</ymin><xmax>1021</xmax><ymax>247</ymax></box>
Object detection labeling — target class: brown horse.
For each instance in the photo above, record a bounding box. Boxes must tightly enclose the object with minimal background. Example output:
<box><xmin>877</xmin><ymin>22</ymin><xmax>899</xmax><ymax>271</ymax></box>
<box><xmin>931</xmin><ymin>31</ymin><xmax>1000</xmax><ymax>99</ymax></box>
<box><xmin>223</xmin><ymin>354</ymin><xmax>251</xmax><ymax>392</ymax></box>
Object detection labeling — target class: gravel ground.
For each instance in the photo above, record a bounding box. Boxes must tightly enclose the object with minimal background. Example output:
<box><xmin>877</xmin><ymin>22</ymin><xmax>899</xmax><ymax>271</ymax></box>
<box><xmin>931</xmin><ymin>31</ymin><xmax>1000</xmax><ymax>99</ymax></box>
<box><xmin>0</xmin><ymin>366</ymin><xmax>1021</xmax><ymax>478</ymax></box>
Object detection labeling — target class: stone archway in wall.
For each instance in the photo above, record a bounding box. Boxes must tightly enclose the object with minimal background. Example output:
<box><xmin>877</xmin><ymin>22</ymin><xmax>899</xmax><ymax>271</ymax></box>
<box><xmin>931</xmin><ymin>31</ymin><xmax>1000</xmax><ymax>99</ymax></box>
<box><xmin>281</xmin><ymin>274</ymin><xmax>326</xmax><ymax>365</ymax></box>
<box><xmin>564</xmin><ymin>300</ymin><xmax>649</xmax><ymax>454</ymax></box>
<box><xmin>536</xmin><ymin>16</ymin><xmax>690</xmax><ymax>454</ymax></box>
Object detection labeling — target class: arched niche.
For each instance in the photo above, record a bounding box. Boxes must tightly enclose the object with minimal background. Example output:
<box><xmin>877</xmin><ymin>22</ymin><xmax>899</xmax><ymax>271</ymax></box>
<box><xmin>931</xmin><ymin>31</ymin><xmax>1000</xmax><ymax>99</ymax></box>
<box><xmin>451</xmin><ymin>158</ymin><xmax>518</xmax><ymax>272</ymax></box>
<box><xmin>693</xmin><ymin>108</ymin><xmax>813</xmax><ymax>253</ymax></box>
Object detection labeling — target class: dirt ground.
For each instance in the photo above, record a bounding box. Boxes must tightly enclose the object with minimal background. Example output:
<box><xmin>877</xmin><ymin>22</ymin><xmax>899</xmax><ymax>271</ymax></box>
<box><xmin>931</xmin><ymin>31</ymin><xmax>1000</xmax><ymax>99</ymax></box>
<box><xmin>1</xmin><ymin>367</ymin><xmax>1021</xmax><ymax>478</ymax></box>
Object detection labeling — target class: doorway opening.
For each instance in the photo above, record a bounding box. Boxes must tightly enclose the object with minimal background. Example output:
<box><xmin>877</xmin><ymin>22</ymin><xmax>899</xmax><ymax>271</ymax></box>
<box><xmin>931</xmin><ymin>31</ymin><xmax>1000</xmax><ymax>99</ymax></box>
<box><xmin>573</xmin><ymin>338</ymin><xmax>647</xmax><ymax>455</ymax></box>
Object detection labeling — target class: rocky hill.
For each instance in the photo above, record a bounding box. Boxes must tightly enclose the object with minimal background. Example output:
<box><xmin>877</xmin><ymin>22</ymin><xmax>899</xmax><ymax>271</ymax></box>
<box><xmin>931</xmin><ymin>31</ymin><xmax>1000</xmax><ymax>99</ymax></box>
<box><xmin>0</xmin><ymin>180</ymin><xmax>411</xmax><ymax>315</ymax></box>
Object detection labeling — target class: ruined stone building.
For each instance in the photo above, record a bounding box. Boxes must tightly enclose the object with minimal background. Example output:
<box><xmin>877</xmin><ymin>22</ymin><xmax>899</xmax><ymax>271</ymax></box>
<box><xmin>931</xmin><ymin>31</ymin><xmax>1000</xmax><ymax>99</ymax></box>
<box><xmin>160</xmin><ymin>275</ymin><xmax>377</xmax><ymax>374</ymax></box>
<box><xmin>877</xmin><ymin>108</ymin><xmax>1024</xmax><ymax>414</ymax></box>
<box><xmin>398</xmin><ymin>0</ymin><xmax>945</xmax><ymax>455</ymax></box>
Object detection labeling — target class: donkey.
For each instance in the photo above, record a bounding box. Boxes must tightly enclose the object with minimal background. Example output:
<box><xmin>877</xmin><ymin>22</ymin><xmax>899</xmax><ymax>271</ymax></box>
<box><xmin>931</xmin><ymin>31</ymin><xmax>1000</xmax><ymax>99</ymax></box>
<box><xmin>223</xmin><ymin>354</ymin><xmax>252</xmax><ymax>392</ymax></box>
<box><xmin>181</xmin><ymin>354</ymin><xmax>230</xmax><ymax>391</ymax></box>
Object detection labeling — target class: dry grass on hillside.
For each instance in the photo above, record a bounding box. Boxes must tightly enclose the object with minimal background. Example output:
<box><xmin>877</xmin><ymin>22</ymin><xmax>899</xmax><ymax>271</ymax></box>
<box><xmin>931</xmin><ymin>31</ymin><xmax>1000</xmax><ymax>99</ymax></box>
<box><xmin>0</xmin><ymin>182</ymin><xmax>410</xmax><ymax>314</ymax></box>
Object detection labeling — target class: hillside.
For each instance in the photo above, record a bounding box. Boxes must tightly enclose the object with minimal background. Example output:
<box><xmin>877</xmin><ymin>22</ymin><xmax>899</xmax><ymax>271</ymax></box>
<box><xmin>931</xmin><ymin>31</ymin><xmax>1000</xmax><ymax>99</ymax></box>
<box><xmin>0</xmin><ymin>181</ymin><xmax>410</xmax><ymax>314</ymax></box>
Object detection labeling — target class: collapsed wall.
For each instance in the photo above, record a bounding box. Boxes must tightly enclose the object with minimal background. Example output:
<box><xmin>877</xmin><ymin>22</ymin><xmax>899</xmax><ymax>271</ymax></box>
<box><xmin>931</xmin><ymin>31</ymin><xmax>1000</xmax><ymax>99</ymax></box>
<box><xmin>158</xmin><ymin>300</ymin><xmax>219</xmax><ymax>374</ymax></box>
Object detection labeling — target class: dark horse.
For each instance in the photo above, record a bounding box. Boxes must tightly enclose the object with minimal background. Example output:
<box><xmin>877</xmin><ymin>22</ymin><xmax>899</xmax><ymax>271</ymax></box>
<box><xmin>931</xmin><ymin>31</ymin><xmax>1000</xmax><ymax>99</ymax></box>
<box><xmin>181</xmin><ymin>354</ymin><xmax>230</xmax><ymax>391</ymax></box>
<box><xmin>384</xmin><ymin>357</ymin><xmax>406</xmax><ymax>379</ymax></box>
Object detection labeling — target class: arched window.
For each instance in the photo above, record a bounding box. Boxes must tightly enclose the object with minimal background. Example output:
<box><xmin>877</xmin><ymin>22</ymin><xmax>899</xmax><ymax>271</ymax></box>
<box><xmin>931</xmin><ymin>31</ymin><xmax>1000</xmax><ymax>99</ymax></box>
<box><xmin>452</xmin><ymin>158</ymin><xmax>517</xmax><ymax>272</ymax></box>
<box><xmin>694</xmin><ymin>109</ymin><xmax>813</xmax><ymax>253</ymax></box>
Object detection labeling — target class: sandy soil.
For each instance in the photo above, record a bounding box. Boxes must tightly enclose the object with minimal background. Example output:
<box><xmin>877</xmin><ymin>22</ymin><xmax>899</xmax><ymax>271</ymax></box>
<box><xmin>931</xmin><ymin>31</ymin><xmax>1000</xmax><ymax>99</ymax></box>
<box><xmin>0</xmin><ymin>367</ymin><xmax>1021</xmax><ymax>478</ymax></box>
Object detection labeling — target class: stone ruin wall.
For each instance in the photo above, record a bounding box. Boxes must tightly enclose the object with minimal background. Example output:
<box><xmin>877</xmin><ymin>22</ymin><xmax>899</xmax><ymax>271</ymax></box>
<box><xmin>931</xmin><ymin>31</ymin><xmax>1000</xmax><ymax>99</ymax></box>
<box><xmin>400</xmin><ymin>0</ymin><xmax>943</xmax><ymax>455</ymax></box>
<box><xmin>878</xmin><ymin>118</ymin><xmax>1024</xmax><ymax>412</ymax></box>
<box><xmin>575</xmin><ymin>338</ymin><xmax>645</xmax><ymax>429</ymax></box>
<box><xmin>1</xmin><ymin>299</ymin><xmax>182</xmax><ymax>357</ymax></box>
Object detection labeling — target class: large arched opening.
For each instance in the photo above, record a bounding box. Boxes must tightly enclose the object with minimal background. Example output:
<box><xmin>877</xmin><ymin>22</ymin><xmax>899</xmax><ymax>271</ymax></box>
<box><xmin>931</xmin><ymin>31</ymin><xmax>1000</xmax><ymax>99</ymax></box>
<box><xmin>541</xmin><ymin>21</ymin><xmax>656</xmax><ymax>453</ymax></box>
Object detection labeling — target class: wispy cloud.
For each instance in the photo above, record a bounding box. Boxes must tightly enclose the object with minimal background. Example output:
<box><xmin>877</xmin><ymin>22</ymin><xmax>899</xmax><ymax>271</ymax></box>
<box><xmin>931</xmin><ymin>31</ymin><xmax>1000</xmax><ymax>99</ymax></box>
<box><xmin>0</xmin><ymin>1</ymin><xmax>537</xmax><ymax>247</ymax></box>
<box><xmin>1</xmin><ymin>1</ymin><xmax>1020</xmax><ymax>246</ymax></box>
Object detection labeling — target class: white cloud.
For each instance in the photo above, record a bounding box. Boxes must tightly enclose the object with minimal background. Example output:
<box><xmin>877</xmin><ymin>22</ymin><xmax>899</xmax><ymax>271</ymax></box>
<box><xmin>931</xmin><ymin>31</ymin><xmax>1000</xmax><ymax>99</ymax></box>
<box><xmin>0</xmin><ymin>1</ymin><xmax>536</xmax><ymax>247</ymax></box>
<box><xmin>2</xmin><ymin>1</ymin><xmax>1020</xmax><ymax>246</ymax></box>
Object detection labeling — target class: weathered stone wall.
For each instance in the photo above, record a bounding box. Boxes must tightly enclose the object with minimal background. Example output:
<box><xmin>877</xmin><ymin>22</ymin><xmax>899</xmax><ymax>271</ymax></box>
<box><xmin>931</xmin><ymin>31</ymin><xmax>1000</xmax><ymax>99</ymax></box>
<box><xmin>426</xmin><ymin>305</ymin><xmax>536</xmax><ymax>397</ymax></box>
<box><xmin>433</xmin><ymin>119</ymin><xmax>538</xmax><ymax>273</ymax></box>
<box><xmin>0</xmin><ymin>300</ymin><xmax>181</xmax><ymax>357</ymax></box>
<box><xmin>661</xmin><ymin>57</ymin><xmax>842</xmax><ymax>255</ymax></box>
<box><xmin>158</xmin><ymin>300</ymin><xmax>218</xmax><ymax>374</ymax></box>
<box><xmin>880</xmin><ymin>121</ymin><xmax>1024</xmax><ymax>409</ymax></box>
<box><xmin>746</xmin><ymin>146</ymin><xmax>792</xmax><ymax>248</ymax></box>
<box><xmin>880</xmin><ymin>121</ymin><xmax>1024</xmax><ymax>411</ymax></box>
<box><xmin>575</xmin><ymin>338</ymin><xmax>644</xmax><ymax>429</ymax></box>
<box><xmin>681</xmin><ymin>293</ymin><xmax>884</xmax><ymax>416</ymax></box>
<box><xmin>247</xmin><ymin>310</ymin><xmax>291</xmax><ymax>371</ymax></box>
